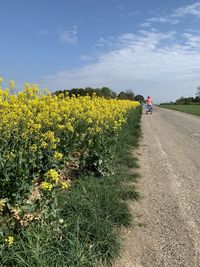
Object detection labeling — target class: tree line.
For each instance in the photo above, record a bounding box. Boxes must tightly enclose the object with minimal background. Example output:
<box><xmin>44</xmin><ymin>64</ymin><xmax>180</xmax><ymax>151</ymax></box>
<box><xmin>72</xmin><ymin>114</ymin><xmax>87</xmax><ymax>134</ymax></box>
<box><xmin>54</xmin><ymin>87</ymin><xmax>145</xmax><ymax>102</ymax></box>
<box><xmin>175</xmin><ymin>96</ymin><xmax>200</xmax><ymax>105</ymax></box>
<box><xmin>160</xmin><ymin>86</ymin><xmax>200</xmax><ymax>105</ymax></box>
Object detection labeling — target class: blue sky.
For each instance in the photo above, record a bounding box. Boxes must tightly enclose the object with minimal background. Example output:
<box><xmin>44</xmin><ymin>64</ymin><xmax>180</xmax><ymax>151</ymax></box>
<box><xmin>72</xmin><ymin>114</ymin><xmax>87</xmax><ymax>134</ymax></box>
<box><xmin>1</xmin><ymin>0</ymin><xmax>200</xmax><ymax>103</ymax></box>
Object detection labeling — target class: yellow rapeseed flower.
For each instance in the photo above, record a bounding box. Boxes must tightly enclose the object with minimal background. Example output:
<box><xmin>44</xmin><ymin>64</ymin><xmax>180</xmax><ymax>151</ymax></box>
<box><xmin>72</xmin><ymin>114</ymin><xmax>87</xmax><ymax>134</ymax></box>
<box><xmin>0</xmin><ymin>79</ymin><xmax>140</xmax><ymax>198</ymax></box>
<box><xmin>53</xmin><ymin>152</ymin><xmax>63</xmax><ymax>161</ymax></box>
<box><xmin>30</xmin><ymin>144</ymin><xmax>37</xmax><ymax>153</ymax></box>
<box><xmin>40</xmin><ymin>181</ymin><xmax>53</xmax><ymax>191</ymax></box>
<box><xmin>5</xmin><ymin>236</ymin><xmax>14</xmax><ymax>246</ymax></box>
<box><xmin>9</xmin><ymin>80</ymin><xmax>15</xmax><ymax>88</ymax></box>
<box><xmin>44</xmin><ymin>169</ymin><xmax>59</xmax><ymax>184</ymax></box>
<box><xmin>0</xmin><ymin>199</ymin><xmax>7</xmax><ymax>212</ymax></box>
<box><xmin>61</xmin><ymin>181</ymin><xmax>70</xmax><ymax>189</ymax></box>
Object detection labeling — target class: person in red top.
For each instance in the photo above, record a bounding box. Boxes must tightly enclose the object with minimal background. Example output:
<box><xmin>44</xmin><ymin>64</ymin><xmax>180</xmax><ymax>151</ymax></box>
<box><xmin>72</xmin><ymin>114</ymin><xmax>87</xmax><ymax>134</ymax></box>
<box><xmin>146</xmin><ymin>96</ymin><xmax>153</xmax><ymax>114</ymax></box>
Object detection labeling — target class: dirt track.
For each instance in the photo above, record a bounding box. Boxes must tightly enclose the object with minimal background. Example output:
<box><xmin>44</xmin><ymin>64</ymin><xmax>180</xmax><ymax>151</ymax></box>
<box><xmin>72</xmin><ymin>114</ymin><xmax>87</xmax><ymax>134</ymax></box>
<box><xmin>114</xmin><ymin>106</ymin><xmax>200</xmax><ymax>267</ymax></box>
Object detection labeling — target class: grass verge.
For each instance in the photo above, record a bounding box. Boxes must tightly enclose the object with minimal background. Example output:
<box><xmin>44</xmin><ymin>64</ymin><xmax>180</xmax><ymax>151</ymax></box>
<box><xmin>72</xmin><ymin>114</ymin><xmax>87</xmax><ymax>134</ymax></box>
<box><xmin>159</xmin><ymin>104</ymin><xmax>200</xmax><ymax>116</ymax></box>
<box><xmin>0</xmin><ymin>108</ymin><xmax>141</xmax><ymax>267</ymax></box>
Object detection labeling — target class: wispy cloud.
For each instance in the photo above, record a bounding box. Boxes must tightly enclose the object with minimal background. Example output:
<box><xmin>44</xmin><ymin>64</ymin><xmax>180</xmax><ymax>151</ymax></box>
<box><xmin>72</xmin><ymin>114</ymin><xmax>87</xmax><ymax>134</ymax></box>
<box><xmin>140</xmin><ymin>22</ymin><xmax>151</xmax><ymax>28</ymax></box>
<box><xmin>38</xmin><ymin>25</ymin><xmax>79</xmax><ymax>44</ymax></box>
<box><xmin>148</xmin><ymin>16</ymin><xmax>180</xmax><ymax>24</ymax></box>
<box><xmin>182</xmin><ymin>32</ymin><xmax>200</xmax><ymax>48</ymax></box>
<box><xmin>40</xmin><ymin>3</ymin><xmax>200</xmax><ymax>103</ymax></box>
<box><xmin>173</xmin><ymin>2</ymin><xmax>200</xmax><ymax>17</ymax></box>
<box><xmin>40</xmin><ymin>28</ymin><xmax>200</xmax><ymax>102</ymax></box>
<box><xmin>59</xmin><ymin>25</ymin><xmax>78</xmax><ymax>44</ymax></box>
<box><xmin>148</xmin><ymin>17</ymin><xmax>168</xmax><ymax>23</ymax></box>
<box><xmin>146</xmin><ymin>2</ymin><xmax>200</xmax><ymax>26</ymax></box>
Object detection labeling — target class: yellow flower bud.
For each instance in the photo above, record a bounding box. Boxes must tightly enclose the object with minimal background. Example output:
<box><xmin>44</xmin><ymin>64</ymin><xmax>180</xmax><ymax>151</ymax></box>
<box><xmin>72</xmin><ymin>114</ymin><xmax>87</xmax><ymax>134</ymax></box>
<box><xmin>9</xmin><ymin>80</ymin><xmax>15</xmax><ymax>89</ymax></box>
<box><xmin>5</xmin><ymin>236</ymin><xmax>14</xmax><ymax>246</ymax></box>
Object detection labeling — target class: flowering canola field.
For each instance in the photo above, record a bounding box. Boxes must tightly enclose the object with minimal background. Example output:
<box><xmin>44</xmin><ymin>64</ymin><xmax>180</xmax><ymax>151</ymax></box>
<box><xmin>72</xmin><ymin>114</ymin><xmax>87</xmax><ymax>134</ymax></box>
<box><xmin>0</xmin><ymin>78</ymin><xmax>139</xmax><ymax>246</ymax></box>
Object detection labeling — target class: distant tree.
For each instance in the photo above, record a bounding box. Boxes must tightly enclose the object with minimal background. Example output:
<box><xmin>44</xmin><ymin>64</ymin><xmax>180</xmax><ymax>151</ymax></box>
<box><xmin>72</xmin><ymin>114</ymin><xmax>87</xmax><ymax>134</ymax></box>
<box><xmin>172</xmin><ymin>86</ymin><xmax>200</xmax><ymax>105</ymax></box>
<box><xmin>176</xmin><ymin>97</ymin><xmax>184</xmax><ymax>104</ymax></box>
<box><xmin>125</xmin><ymin>90</ymin><xmax>135</xmax><ymax>100</ymax></box>
<box><xmin>117</xmin><ymin>90</ymin><xmax>135</xmax><ymax>100</ymax></box>
<box><xmin>187</xmin><ymin>97</ymin><xmax>194</xmax><ymax>104</ymax></box>
<box><xmin>118</xmin><ymin>91</ymin><xmax>128</xmax><ymax>100</ymax></box>
<box><xmin>53</xmin><ymin>86</ymin><xmax>117</xmax><ymax>99</ymax></box>
<box><xmin>195</xmin><ymin>96</ymin><xmax>200</xmax><ymax>103</ymax></box>
<box><xmin>111</xmin><ymin>91</ymin><xmax>117</xmax><ymax>99</ymax></box>
<box><xmin>84</xmin><ymin>87</ymin><xmax>94</xmax><ymax>96</ymax></box>
<box><xmin>196</xmin><ymin>86</ymin><xmax>200</xmax><ymax>98</ymax></box>
<box><xmin>54</xmin><ymin>90</ymin><xmax>64</xmax><ymax>96</ymax></box>
<box><xmin>176</xmin><ymin>96</ymin><xmax>197</xmax><ymax>104</ymax></box>
<box><xmin>135</xmin><ymin>94</ymin><xmax>145</xmax><ymax>103</ymax></box>
<box><xmin>100</xmin><ymin>87</ymin><xmax>112</xmax><ymax>98</ymax></box>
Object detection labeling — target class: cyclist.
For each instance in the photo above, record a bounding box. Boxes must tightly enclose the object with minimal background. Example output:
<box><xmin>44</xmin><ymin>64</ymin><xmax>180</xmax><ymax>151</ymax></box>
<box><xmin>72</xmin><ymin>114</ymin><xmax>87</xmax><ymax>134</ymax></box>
<box><xmin>146</xmin><ymin>96</ymin><xmax>153</xmax><ymax>114</ymax></box>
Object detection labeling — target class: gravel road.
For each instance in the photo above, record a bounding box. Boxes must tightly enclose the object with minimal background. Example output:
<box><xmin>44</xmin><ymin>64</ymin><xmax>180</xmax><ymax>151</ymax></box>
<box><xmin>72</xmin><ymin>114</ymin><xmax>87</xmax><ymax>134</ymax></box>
<box><xmin>114</xmin><ymin>106</ymin><xmax>200</xmax><ymax>267</ymax></box>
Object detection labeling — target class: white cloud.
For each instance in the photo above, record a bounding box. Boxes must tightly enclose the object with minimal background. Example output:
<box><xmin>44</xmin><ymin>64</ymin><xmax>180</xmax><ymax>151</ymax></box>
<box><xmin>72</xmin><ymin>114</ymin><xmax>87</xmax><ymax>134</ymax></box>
<box><xmin>148</xmin><ymin>16</ymin><xmax>169</xmax><ymax>23</ymax></box>
<box><xmin>182</xmin><ymin>32</ymin><xmax>200</xmax><ymax>48</ymax></box>
<box><xmin>173</xmin><ymin>2</ymin><xmax>200</xmax><ymax>17</ymax></box>
<box><xmin>144</xmin><ymin>2</ymin><xmax>200</xmax><ymax>27</ymax></box>
<box><xmin>39</xmin><ymin>3</ymin><xmax>200</xmax><ymax>103</ymax></box>
<box><xmin>59</xmin><ymin>26</ymin><xmax>78</xmax><ymax>44</ymax></box>
<box><xmin>147</xmin><ymin>16</ymin><xmax>180</xmax><ymax>25</ymax></box>
<box><xmin>40</xmin><ymin>29</ymin><xmax>200</xmax><ymax>103</ymax></box>
<box><xmin>140</xmin><ymin>22</ymin><xmax>151</xmax><ymax>28</ymax></box>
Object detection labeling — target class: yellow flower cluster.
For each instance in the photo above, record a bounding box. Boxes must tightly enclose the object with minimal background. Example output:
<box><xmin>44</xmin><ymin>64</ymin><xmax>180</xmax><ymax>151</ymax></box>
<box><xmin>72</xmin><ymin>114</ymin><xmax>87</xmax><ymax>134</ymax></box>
<box><xmin>5</xmin><ymin>236</ymin><xmax>14</xmax><ymax>246</ymax></box>
<box><xmin>53</xmin><ymin>152</ymin><xmax>63</xmax><ymax>161</ymax></box>
<box><xmin>0</xmin><ymin>82</ymin><xmax>139</xmax><ymax>141</ymax></box>
<box><xmin>40</xmin><ymin>169</ymin><xmax>59</xmax><ymax>191</ymax></box>
<box><xmin>44</xmin><ymin>169</ymin><xmax>59</xmax><ymax>184</ymax></box>
<box><xmin>9</xmin><ymin>80</ymin><xmax>15</xmax><ymax>89</ymax></box>
<box><xmin>40</xmin><ymin>169</ymin><xmax>71</xmax><ymax>191</ymax></box>
<box><xmin>61</xmin><ymin>181</ymin><xmax>70</xmax><ymax>189</ymax></box>
<box><xmin>0</xmin><ymin>80</ymin><xmax>140</xmax><ymax>200</ymax></box>
<box><xmin>40</xmin><ymin>181</ymin><xmax>53</xmax><ymax>191</ymax></box>
<box><xmin>0</xmin><ymin>199</ymin><xmax>7</xmax><ymax>212</ymax></box>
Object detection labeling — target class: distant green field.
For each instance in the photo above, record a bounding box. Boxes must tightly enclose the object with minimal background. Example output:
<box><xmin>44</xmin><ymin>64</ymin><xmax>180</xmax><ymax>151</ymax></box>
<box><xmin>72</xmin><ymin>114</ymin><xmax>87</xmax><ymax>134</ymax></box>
<box><xmin>160</xmin><ymin>105</ymin><xmax>200</xmax><ymax>116</ymax></box>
